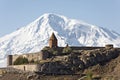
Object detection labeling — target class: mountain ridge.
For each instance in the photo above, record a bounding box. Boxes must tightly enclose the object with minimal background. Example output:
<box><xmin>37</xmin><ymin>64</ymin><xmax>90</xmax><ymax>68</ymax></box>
<box><xmin>0</xmin><ymin>13</ymin><xmax>120</xmax><ymax>67</ymax></box>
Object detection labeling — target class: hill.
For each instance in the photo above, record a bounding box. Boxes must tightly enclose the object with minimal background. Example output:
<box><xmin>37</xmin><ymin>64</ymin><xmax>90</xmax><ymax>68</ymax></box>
<box><xmin>0</xmin><ymin>47</ymin><xmax>120</xmax><ymax>80</ymax></box>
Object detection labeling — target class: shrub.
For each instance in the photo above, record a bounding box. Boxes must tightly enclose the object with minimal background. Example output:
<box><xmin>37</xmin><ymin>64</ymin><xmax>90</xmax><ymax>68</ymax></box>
<box><xmin>42</xmin><ymin>47</ymin><xmax>59</xmax><ymax>56</ymax></box>
<box><xmin>34</xmin><ymin>60</ymin><xmax>40</xmax><ymax>64</ymax></box>
<box><xmin>14</xmin><ymin>56</ymin><xmax>29</xmax><ymax>65</ymax></box>
<box><xmin>52</xmin><ymin>50</ymin><xmax>59</xmax><ymax>55</ymax></box>
<box><xmin>42</xmin><ymin>47</ymin><xmax>54</xmax><ymax>53</ymax></box>
<box><xmin>62</xmin><ymin>47</ymin><xmax>72</xmax><ymax>54</ymax></box>
<box><xmin>29</xmin><ymin>59</ymin><xmax>34</xmax><ymax>63</ymax></box>
<box><xmin>86</xmin><ymin>70</ymin><xmax>93</xmax><ymax>80</ymax></box>
<box><xmin>42</xmin><ymin>46</ymin><xmax>49</xmax><ymax>51</ymax></box>
<box><xmin>47</xmin><ymin>48</ymin><xmax>59</xmax><ymax>55</ymax></box>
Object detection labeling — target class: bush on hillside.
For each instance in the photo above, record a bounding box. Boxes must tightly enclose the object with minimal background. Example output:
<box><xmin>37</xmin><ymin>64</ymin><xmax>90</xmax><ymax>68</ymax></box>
<box><xmin>29</xmin><ymin>59</ymin><xmax>34</xmax><ymax>63</ymax></box>
<box><xmin>62</xmin><ymin>47</ymin><xmax>72</xmax><ymax>54</ymax></box>
<box><xmin>13</xmin><ymin>56</ymin><xmax>29</xmax><ymax>65</ymax></box>
<box><xmin>42</xmin><ymin>46</ymin><xmax>50</xmax><ymax>51</ymax></box>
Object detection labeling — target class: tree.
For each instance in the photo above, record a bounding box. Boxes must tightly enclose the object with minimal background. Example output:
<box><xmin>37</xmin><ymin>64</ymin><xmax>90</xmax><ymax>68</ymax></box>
<box><xmin>52</xmin><ymin>50</ymin><xmax>59</xmax><ymax>55</ymax></box>
<box><xmin>62</xmin><ymin>46</ymin><xmax>72</xmax><ymax>54</ymax></box>
<box><xmin>30</xmin><ymin>59</ymin><xmax>34</xmax><ymax>63</ymax></box>
<box><xmin>14</xmin><ymin>56</ymin><xmax>29</xmax><ymax>65</ymax></box>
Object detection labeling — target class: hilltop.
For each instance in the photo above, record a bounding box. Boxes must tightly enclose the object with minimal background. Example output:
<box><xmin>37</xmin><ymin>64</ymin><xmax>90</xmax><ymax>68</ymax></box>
<box><xmin>1</xmin><ymin>47</ymin><xmax>120</xmax><ymax>80</ymax></box>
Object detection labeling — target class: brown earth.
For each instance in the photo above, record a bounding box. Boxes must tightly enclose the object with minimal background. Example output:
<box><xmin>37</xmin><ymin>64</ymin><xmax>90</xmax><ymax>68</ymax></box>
<box><xmin>84</xmin><ymin>55</ymin><xmax>120</xmax><ymax>80</ymax></box>
<box><xmin>0</xmin><ymin>73</ymin><xmax>82</xmax><ymax>80</ymax></box>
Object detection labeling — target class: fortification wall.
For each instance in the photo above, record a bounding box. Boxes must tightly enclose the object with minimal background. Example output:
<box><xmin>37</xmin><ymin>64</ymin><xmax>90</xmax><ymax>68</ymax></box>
<box><xmin>70</xmin><ymin>46</ymin><xmax>105</xmax><ymax>50</ymax></box>
<box><xmin>8</xmin><ymin>64</ymin><xmax>40</xmax><ymax>72</ymax></box>
<box><xmin>9</xmin><ymin>45</ymin><xmax>115</xmax><ymax>65</ymax></box>
<box><xmin>56</xmin><ymin>47</ymin><xmax>105</xmax><ymax>52</ymax></box>
<box><xmin>11</xmin><ymin>46</ymin><xmax>111</xmax><ymax>64</ymax></box>
<box><xmin>12</xmin><ymin>55</ymin><xmax>20</xmax><ymax>64</ymax></box>
<box><xmin>12</xmin><ymin>52</ymin><xmax>42</xmax><ymax>64</ymax></box>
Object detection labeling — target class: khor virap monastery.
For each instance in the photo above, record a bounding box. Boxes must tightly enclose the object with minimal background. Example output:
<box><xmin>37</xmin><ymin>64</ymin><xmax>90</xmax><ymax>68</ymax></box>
<box><xmin>7</xmin><ymin>32</ymin><xmax>118</xmax><ymax>74</ymax></box>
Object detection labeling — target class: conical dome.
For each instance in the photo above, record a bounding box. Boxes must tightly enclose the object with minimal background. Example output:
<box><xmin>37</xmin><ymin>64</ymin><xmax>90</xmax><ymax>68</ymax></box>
<box><xmin>49</xmin><ymin>33</ymin><xmax>58</xmax><ymax>48</ymax></box>
<box><xmin>50</xmin><ymin>32</ymin><xmax>57</xmax><ymax>40</ymax></box>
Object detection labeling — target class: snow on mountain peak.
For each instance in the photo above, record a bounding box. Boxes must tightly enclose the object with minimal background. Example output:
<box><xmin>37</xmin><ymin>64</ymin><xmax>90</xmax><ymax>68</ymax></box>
<box><xmin>0</xmin><ymin>13</ymin><xmax>120</xmax><ymax>67</ymax></box>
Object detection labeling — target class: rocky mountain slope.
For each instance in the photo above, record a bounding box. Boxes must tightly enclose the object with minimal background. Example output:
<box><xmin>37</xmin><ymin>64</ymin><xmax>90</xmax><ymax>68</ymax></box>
<box><xmin>0</xmin><ymin>13</ymin><xmax>120</xmax><ymax>67</ymax></box>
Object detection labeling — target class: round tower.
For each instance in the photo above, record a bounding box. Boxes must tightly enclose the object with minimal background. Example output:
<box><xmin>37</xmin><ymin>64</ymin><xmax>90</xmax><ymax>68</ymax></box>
<box><xmin>7</xmin><ymin>55</ymin><xmax>13</xmax><ymax>66</ymax></box>
<box><xmin>49</xmin><ymin>33</ymin><xmax>58</xmax><ymax>48</ymax></box>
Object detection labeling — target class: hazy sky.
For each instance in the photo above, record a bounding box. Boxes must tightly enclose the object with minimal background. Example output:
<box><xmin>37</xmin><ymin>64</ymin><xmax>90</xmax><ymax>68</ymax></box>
<box><xmin>0</xmin><ymin>0</ymin><xmax>120</xmax><ymax>37</ymax></box>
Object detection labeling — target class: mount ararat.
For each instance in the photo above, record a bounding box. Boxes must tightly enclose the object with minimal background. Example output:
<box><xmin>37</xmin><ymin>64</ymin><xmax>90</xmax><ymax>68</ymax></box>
<box><xmin>0</xmin><ymin>13</ymin><xmax>120</xmax><ymax>67</ymax></box>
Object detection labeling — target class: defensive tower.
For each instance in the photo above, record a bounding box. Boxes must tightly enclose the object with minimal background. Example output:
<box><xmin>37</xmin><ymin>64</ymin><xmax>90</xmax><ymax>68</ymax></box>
<box><xmin>7</xmin><ymin>55</ymin><xmax>13</xmax><ymax>66</ymax></box>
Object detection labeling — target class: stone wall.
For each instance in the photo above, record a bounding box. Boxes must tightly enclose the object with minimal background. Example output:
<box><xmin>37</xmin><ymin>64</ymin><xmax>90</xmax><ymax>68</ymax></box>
<box><xmin>71</xmin><ymin>46</ymin><xmax>105</xmax><ymax>50</ymax></box>
<box><xmin>8</xmin><ymin>64</ymin><xmax>39</xmax><ymax>72</ymax></box>
<box><xmin>12</xmin><ymin>52</ymin><xmax>42</xmax><ymax>65</ymax></box>
<box><xmin>8</xmin><ymin>45</ymin><xmax>115</xmax><ymax>66</ymax></box>
<box><xmin>7</xmin><ymin>55</ymin><xmax>13</xmax><ymax>66</ymax></box>
<box><xmin>7</xmin><ymin>47</ymin><xmax>120</xmax><ymax>74</ymax></box>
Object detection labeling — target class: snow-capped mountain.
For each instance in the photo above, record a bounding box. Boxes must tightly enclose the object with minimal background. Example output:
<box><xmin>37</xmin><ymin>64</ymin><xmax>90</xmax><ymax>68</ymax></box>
<box><xmin>0</xmin><ymin>13</ymin><xmax>120</xmax><ymax>67</ymax></box>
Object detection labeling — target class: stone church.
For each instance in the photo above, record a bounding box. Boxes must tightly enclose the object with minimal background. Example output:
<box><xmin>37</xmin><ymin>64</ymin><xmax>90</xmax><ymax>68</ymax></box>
<box><xmin>7</xmin><ymin>32</ymin><xmax>114</xmax><ymax>72</ymax></box>
<box><xmin>7</xmin><ymin>32</ymin><xmax>58</xmax><ymax>66</ymax></box>
<box><xmin>49</xmin><ymin>32</ymin><xmax>58</xmax><ymax>48</ymax></box>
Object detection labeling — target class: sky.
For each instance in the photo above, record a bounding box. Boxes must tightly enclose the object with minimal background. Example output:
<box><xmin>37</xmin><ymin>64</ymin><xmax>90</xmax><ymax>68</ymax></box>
<box><xmin>0</xmin><ymin>0</ymin><xmax>120</xmax><ymax>37</ymax></box>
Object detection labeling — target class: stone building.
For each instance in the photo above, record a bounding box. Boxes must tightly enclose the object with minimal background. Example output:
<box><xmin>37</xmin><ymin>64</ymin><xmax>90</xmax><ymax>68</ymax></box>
<box><xmin>7</xmin><ymin>33</ymin><xmax>57</xmax><ymax>66</ymax></box>
<box><xmin>7</xmin><ymin>55</ymin><xmax>13</xmax><ymax>66</ymax></box>
<box><xmin>49</xmin><ymin>32</ymin><xmax>58</xmax><ymax>48</ymax></box>
<box><xmin>7</xmin><ymin>32</ymin><xmax>115</xmax><ymax>72</ymax></box>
